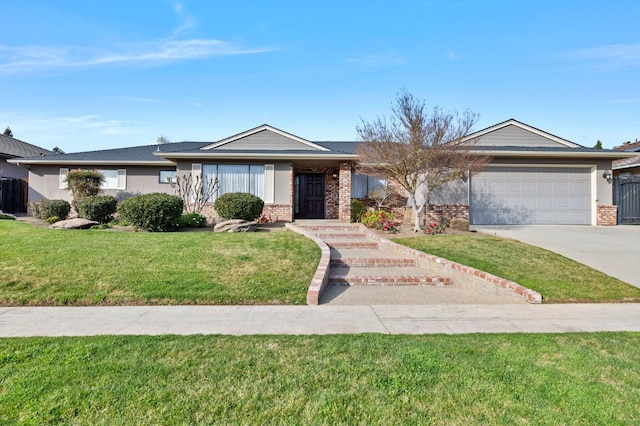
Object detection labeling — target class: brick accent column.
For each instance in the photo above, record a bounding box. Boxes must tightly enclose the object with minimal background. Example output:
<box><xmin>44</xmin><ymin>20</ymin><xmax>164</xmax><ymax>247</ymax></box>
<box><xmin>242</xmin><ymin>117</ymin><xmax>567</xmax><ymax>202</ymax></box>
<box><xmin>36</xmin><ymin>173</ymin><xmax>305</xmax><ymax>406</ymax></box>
<box><xmin>338</xmin><ymin>162</ymin><xmax>352</xmax><ymax>223</ymax></box>
<box><xmin>597</xmin><ymin>205</ymin><xmax>617</xmax><ymax>226</ymax></box>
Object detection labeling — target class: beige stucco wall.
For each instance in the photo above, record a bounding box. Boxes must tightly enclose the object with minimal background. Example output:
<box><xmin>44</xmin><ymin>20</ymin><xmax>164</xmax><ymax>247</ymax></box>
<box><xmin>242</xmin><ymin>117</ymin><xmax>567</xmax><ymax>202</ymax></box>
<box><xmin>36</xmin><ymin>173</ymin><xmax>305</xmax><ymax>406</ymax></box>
<box><xmin>1</xmin><ymin>158</ymin><xmax>29</xmax><ymax>179</ymax></box>
<box><xmin>27</xmin><ymin>165</ymin><xmax>175</xmax><ymax>203</ymax></box>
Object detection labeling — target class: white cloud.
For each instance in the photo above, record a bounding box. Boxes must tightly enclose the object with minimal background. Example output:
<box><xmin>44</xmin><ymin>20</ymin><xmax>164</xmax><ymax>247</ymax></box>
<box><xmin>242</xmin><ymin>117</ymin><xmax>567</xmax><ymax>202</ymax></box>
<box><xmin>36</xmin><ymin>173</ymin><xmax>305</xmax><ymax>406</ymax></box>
<box><xmin>345</xmin><ymin>54</ymin><xmax>406</xmax><ymax>66</ymax></box>
<box><xmin>568</xmin><ymin>44</ymin><xmax>640</xmax><ymax>68</ymax></box>
<box><xmin>0</xmin><ymin>2</ymin><xmax>275</xmax><ymax>73</ymax></box>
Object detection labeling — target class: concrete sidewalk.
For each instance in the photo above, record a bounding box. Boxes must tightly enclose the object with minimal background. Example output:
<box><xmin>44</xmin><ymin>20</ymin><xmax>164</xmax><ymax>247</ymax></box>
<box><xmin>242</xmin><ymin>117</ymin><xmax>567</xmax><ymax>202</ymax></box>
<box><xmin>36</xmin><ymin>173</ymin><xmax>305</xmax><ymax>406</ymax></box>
<box><xmin>1</xmin><ymin>304</ymin><xmax>639</xmax><ymax>336</ymax></box>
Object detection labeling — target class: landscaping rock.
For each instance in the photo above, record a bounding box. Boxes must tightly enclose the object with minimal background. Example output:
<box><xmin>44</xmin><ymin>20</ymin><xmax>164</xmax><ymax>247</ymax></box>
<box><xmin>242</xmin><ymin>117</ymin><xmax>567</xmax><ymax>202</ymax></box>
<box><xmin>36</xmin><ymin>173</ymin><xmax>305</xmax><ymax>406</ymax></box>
<box><xmin>49</xmin><ymin>218</ymin><xmax>99</xmax><ymax>229</ymax></box>
<box><xmin>213</xmin><ymin>219</ymin><xmax>258</xmax><ymax>233</ymax></box>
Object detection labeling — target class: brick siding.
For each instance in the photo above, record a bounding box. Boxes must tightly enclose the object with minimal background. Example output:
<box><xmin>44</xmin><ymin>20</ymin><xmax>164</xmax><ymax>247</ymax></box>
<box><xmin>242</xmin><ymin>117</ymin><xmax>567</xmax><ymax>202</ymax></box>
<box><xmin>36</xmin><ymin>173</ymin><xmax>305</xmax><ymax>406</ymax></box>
<box><xmin>597</xmin><ymin>204</ymin><xmax>617</xmax><ymax>226</ymax></box>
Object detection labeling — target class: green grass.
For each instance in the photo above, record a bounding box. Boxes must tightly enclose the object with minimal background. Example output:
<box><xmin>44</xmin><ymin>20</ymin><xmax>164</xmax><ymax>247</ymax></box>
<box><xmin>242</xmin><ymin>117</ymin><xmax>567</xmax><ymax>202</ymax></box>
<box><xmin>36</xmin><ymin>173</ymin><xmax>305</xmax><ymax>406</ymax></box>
<box><xmin>0</xmin><ymin>220</ymin><xmax>319</xmax><ymax>305</ymax></box>
<box><xmin>1</xmin><ymin>333</ymin><xmax>639</xmax><ymax>424</ymax></box>
<box><xmin>393</xmin><ymin>234</ymin><xmax>640</xmax><ymax>303</ymax></box>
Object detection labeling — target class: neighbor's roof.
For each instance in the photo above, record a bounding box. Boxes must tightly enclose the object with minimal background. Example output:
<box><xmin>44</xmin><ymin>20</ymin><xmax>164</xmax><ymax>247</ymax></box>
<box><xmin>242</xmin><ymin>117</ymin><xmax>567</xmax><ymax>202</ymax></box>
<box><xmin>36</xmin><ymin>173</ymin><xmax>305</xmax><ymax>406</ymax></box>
<box><xmin>613</xmin><ymin>140</ymin><xmax>640</xmax><ymax>152</ymax></box>
<box><xmin>0</xmin><ymin>133</ymin><xmax>52</xmax><ymax>158</ymax></box>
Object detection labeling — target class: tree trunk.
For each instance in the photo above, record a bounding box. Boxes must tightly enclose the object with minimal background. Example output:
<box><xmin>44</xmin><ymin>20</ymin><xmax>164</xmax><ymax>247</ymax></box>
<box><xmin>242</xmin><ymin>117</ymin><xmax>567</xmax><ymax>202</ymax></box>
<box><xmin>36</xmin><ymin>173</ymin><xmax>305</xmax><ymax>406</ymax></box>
<box><xmin>409</xmin><ymin>194</ymin><xmax>422</xmax><ymax>232</ymax></box>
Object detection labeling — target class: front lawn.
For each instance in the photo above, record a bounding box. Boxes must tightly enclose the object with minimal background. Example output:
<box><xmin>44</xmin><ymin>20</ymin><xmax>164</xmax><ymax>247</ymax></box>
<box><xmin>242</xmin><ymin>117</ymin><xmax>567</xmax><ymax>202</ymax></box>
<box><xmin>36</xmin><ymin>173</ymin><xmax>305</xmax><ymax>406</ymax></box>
<box><xmin>0</xmin><ymin>220</ymin><xmax>319</xmax><ymax>305</ymax></box>
<box><xmin>1</xmin><ymin>333</ymin><xmax>639</xmax><ymax>423</ymax></box>
<box><xmin>394</xmin><ymin>234</ymin><xmax>640</xmax><ymax>303</ymax></box>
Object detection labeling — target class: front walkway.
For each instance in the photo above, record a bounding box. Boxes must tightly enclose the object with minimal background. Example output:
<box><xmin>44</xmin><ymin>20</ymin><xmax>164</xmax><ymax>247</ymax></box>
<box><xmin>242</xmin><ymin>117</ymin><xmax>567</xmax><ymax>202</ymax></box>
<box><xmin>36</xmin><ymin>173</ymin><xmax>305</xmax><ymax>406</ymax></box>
<box><xmin>1</xmin><ymin>304</ymin><xmax>639</xmax><ymax>336</ymax></box>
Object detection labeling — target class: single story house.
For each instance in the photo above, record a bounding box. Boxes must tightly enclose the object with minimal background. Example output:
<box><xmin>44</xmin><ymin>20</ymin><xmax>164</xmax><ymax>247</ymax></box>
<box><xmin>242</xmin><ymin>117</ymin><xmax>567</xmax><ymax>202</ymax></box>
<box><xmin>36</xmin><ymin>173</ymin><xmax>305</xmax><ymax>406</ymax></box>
<box><xmin>9</xmin><ymin>120</ymin><xmax>635</xmax><ymax>225</ymax></box>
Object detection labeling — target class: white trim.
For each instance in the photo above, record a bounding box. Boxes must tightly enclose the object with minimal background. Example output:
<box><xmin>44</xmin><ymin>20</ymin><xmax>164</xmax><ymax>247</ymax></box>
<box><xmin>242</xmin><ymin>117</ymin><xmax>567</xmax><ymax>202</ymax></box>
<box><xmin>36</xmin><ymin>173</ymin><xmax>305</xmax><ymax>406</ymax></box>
<box><xmin>157</xmin><ymin>152</ymin><xmax>357</xmax><ymax>160</ymax></box>
<box><xmin>117</xmin><ymin>169</ymin><xmax>126</xmax><ymax>190</ymax></box>
<box><xmin>463</xmin><ymin>119</ymin><xmax>580</xmax><ymax>148</ymax></box>
<box><xmin>264</xmin><ymin>164</ymin><xmax>275</xmax><ymax>204</ymax></box>
<box><xmin>470</xmin><ymin>150</ymin><xmax>631</xmax><ymax>159</ymax></box>
<box><xmin>59</xmin><ymin>168</ymin><xmax>69</xmax><ymax>189</ymax></box>
<box><xmin>7</xmin><ymin>159</ymin><xmax>175</xmax><ymax>166</ymax></box>
<box><xmin>201</xmin><ymin>124</ymin><xmax>331</xmax><ymax>151</ymax></box>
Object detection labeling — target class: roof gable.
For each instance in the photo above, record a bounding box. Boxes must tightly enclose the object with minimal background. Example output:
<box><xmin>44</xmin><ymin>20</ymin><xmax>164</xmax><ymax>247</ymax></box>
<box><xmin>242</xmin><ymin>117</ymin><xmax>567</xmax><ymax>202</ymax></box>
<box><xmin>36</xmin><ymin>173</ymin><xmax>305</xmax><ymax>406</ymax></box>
<box><xmin>464</xmin><ymin>119</ymin><xmax>580</xmax><ymax>148</ymax></box>
<box><xmin>201</xmin><ymin>124</ymin><xmax>330</xmax><ymax>152</ymax></box>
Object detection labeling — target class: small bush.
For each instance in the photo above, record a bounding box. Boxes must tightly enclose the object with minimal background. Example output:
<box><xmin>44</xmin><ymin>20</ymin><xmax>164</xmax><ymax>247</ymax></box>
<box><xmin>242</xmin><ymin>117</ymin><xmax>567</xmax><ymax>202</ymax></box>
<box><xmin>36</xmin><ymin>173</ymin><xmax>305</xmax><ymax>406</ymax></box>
<box><xmin>214</xmin><ymin>192</ymin><xmax>264</xmax><ymax>221</ymax></box>
<box><xmin>451</xmin><ymin>218</ymin><xmax>469</xmax><ymax>232</ymax></box>
<box><xmin>31</xmin><ymin>199</ymin><xmax>71</xmax><ymax>221</ymax></box>
<box><xmin>361</xmin><ymin>210</ymin><xmax>398</xmax><ymax>232</ymax></box>
<box><xmin>178</xmin><ymin>212</ymin><xmax>207</xmax><ymax>228</ymax></box>
<box><xmin>45</xmin><ymin>216</ymin><xmax>60</xmax><ymax>224</ymax></box>
<box><xmin>350</xmin><ymin>199</ymin><xmax>367</xmax><ymax>223</ymax></box>
<box><xmin>118</xmin><ymin>193</ymin><xmax>183</xmax><ymax>232</ymax></box>
<box><xmin>0</xmin><ymin>211</ymin><xmax>16</xmax><ymax>220</ymax></box>
<box><xmin>76</xmin><ymin>195</ymin><xmax>118</xmax><ymax>223</ymax></box>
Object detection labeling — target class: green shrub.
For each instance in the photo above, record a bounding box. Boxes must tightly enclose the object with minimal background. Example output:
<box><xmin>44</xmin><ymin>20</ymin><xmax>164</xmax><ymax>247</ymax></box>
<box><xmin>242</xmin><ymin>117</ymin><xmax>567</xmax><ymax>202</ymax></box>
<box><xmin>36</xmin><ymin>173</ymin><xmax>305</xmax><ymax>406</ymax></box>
<box><xmin>178</xmin><ymin>212</ymin><xmax>208</xmax><ymax>228</ymax></box>
<box><xmin>361</xmin><ymin>210</ymin><xmax>397</xmax><ymax>232</ymax></box>
<box><xmin>64</xmin><ymin>170</ymin><xmax>105</xmax><ymax>209</ymax></box>
<box><xmin>350</xmin><ymin>199</ymin><xmax>367</xmax><ymax>223</ymax></box>
<box><xmin>76</xmin><ymin>195</ymin><xmax>118</xmax><ymax>223</ymax></box>
<box><xmin>0</xmin><ymin>211</ymin><xmax>16</xmax><ymax>220</ymax></box>
<box><xmin>31</xmin><ymin>199</ymin><xmax>71</xmax><ymax>221</ymax></box>
<box><xmin>45</xmin><ymin>216</ymin><xmax>59</xmax><ymax>224</ymax></box>
<box><xmin>451</xmin><ymin>218</ymin><xmax>469</xmax><ymax>232</ymax></box>
<box><xmin>214</xmin><ymin>192</ymin><xmax>264</xmax><ymax>221</ymax></box>
<box><xmin>118</xmin><ymin>193</ymin><xmax>183</xmax><ymax>232</ymax></box>
<box><xmin>424</xmin><ymin>216</ymin><xmax>450</xmax><ymax>235</ymax></box>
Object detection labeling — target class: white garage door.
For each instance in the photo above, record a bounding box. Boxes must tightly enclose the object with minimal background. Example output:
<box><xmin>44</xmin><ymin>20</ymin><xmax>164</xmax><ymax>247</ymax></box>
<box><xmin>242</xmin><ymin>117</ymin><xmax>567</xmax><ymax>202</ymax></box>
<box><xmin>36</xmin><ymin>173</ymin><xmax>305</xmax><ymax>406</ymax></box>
<box><xmin>470</xmin><ymin>167</ymin><xmax>592</xmax><ymax>225</ymax></box>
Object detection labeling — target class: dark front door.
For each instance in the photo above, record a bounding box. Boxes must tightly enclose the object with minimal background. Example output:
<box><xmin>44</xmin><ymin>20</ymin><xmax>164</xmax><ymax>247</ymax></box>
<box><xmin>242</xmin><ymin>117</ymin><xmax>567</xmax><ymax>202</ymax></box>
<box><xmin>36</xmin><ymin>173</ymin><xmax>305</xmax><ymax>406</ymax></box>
<box><xmin>297</xmin><ymin>173</ymin><xmax>325</xmax><ymax>219</ymax></box>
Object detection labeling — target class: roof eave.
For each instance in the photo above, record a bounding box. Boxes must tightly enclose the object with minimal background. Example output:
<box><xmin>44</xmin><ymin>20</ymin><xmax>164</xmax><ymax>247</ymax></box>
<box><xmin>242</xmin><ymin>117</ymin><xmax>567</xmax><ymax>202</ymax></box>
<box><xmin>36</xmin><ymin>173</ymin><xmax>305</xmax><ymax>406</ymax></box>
<box><xmin>472</xmin><ymin>150</ymin><xmax>638</xmax><ymax>159</ymax></box>
<box><xmin>6</xmin><ymin>159</ymin><xmax>175</xmax><ymax>166</ymax></box>
<box><xmin>155</xmin><ymin>152</ymin><xmax>358</xmax><ymax>160</ymax></box>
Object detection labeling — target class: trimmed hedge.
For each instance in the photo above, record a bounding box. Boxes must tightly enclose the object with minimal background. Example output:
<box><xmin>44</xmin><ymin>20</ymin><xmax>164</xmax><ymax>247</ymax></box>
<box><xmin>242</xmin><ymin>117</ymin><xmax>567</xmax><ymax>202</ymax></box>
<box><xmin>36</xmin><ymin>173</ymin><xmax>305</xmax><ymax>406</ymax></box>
<box><xmin>214</xmin><ymin>192</ymin><xmax>264</xmax><ymax>221</ymax></box>
<box><xmin>178</xmin><ymin>212</ymin><xmax>207</xmax><ymax>228</ymax></box>
<box><xmin>76</xmin><ymin>195</ymin><xmax>118</xmax><ymax>223</ymax></box>
<box><xmin>118</xmin><ymin>193</ymin><xmax>183</xmax><ymax>232</ymax></box>
<box><xmin>31</xmin><ymin>199</ymin><xmax>71</xmax><ymax>221</ymax></box>
<box><xmin>350</xmin><ymin>199</ymin><xmax>367</xmax><ymax>223</ymax></box>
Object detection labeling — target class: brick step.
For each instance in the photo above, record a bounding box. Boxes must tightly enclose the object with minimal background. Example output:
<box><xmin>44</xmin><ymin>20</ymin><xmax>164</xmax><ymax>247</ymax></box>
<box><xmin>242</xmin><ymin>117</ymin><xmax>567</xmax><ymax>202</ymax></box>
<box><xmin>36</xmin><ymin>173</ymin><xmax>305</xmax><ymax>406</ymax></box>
<box><xmin>327</xmin><ymin>240</ymin><xmax>379</xmax><ymax>249</ymax></box>
<box><xmin>329</xmin><ymin>266</ymin><xmax>451</xmax><ymax>286</ymax></box>
<box><xmin>313</xmin><ymin>231</ymin><xmax>368</xmax><ymax>240</ymax></box>
<box><xmin>296</xmin><ymin>225</ymin><xmax>362</xmax><ymax>232</ymax></box>
<box><xmin>330</xmin><ymin>247</ymin><xmax>415</xmax><ymax>267</ymax></box>
<box><xmin>330</xmin><ymin>257</ymin><xmax>415</xmax><ymax>267</ymax></box>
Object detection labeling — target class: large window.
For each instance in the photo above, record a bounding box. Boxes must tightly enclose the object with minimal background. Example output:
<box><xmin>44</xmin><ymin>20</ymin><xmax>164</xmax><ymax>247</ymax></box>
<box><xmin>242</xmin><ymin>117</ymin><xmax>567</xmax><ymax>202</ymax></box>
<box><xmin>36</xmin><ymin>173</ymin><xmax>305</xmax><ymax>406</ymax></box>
<box><xmin>202</xmin><ymin>164</ymin><xmax>268</xmax><ymax>202</ymax></box>
<box><xmin>351</xmin><ymin>173</ymin><xmax>387</xmax><ymax>198</ymax></box>
<box><xmin>98</xmin><ymin>169</ymin><xmax>126</xmax><ymax>190</ymax></box>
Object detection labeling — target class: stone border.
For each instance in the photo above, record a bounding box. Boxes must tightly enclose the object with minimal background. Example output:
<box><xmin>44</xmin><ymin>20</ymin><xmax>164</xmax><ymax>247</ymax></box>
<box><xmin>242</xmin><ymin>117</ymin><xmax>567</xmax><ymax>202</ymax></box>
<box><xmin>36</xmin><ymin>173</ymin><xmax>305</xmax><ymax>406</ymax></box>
<box><xmin>285</xmin><ymin>223</ymin><xmax>331</xmax><ymax>305</ymax></box>
<box><xmin>361</xmin><ymin>225</ymin><xmax>542</xmax><ymax>304</ymax></box>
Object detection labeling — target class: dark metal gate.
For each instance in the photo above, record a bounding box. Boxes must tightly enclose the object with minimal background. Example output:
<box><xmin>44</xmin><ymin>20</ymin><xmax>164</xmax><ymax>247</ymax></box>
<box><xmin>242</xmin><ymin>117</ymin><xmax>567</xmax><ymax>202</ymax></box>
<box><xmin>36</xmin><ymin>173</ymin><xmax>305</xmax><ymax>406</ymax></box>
<box><xmin>614</xmin><ymin>176</ymin><xmax>640</xmax><ymax>225</ymax></box>
<box><xmin>0</xmin><ymin>178</ymin><xmax>28</xmax><ymax>214</ymax></box>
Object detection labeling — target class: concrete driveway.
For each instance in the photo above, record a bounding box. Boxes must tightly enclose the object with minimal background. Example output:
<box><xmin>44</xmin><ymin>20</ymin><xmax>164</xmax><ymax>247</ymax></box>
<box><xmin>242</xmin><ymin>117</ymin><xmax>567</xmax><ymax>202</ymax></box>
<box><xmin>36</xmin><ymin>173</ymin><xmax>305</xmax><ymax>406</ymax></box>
<box><xmin>472</xmin><ymin>225</ymin><xmax>640</xmax><ymax>288</ymax></box>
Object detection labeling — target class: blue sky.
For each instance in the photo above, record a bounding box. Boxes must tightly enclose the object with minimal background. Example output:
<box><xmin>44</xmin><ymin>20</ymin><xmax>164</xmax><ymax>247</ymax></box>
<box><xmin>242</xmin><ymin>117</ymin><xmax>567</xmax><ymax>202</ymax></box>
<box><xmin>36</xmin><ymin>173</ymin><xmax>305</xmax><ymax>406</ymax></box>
<box><xmin>1</xmin><ymin>1</ymin><xmax>639</xmax><ymax>152</ymax></box>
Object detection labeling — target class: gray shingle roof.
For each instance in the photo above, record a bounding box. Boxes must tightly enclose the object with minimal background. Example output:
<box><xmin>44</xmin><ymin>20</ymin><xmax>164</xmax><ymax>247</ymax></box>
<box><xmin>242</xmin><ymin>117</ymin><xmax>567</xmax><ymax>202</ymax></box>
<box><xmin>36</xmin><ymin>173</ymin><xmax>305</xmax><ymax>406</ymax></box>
<box><xmin>0</xmin><ymin>134</ymin><xmax>52</xmax><ymax>158</ymax></box>
<box><xmin>14</xmin><ymin>141</ymin><xmax>208</xmax><ymax>163</ymax></box>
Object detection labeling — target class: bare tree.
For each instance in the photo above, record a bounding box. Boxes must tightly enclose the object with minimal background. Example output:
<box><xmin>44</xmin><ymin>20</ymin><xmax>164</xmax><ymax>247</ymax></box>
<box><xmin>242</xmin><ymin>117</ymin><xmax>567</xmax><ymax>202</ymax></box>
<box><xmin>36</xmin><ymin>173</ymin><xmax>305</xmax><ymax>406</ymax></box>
<box><xmin>357</xmin><ymin>90</ymin><xmax>490</xmax><ymax>232</ymax></box>
<box><xmin>168</xmin><ymin>173</ymin><xmax>219</xmax><ymax>214</ymax></box>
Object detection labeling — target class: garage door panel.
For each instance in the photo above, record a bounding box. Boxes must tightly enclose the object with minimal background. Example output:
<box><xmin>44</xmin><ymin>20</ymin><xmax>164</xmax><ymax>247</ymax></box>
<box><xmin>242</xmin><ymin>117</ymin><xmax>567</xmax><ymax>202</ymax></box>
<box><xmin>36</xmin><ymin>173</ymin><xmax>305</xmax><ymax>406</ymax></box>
<box><xmin>470</xmin><ymin>167</ymin><xmax>591</xmax><ymax>225</ymax></box>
